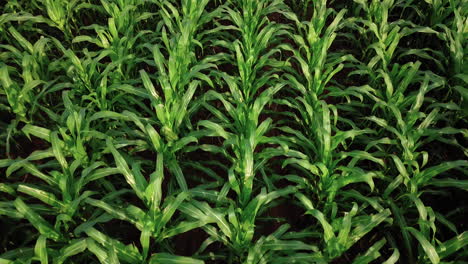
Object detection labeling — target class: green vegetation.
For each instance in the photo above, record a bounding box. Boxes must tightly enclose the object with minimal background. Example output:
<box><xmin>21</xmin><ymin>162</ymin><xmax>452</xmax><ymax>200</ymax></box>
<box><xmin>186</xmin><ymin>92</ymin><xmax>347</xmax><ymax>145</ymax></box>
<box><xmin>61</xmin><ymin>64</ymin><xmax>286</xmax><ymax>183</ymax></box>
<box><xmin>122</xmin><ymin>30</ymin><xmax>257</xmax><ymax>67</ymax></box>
<box><xmin>1</xmin><ymin>0</ymin><xmax>467</xmax><ymax>263</ymax></box>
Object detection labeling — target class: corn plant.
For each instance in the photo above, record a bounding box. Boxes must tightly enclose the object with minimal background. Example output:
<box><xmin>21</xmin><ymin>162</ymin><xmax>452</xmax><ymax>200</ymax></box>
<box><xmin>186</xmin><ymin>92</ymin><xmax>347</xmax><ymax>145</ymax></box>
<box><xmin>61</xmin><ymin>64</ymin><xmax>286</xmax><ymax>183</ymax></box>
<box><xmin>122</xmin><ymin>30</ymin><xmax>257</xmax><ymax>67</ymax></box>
<box><xmin>436</xmin><ymin>1</ymin><xmax>467</xmax><ymax>78</ymax></box>
<box><xmin>99</xmin><ymin>0</ymin><xmax>152</xmax><ymax>35</ymax></box>
<box><xmin>0</xmin><ymin>27</ymin><xmax>59</xmax><ymax>121</ymax></box>
<box><xmin>0</xmin><ymin>107</ymin><xmax>119</xmax><ymax>263</ymax></box>
<box><xmin>0</xmin><ymin>26</ymin><xmax>69</xmax><ymax>158</ymax></box>
<box><xmin>180</xmin><ymin>0</ymin><xmax>315</xmax><ymax>262</ymax></box>
<box><xmin>39</xmin><ymin>0</ymin><xmax>77</xmax><ymax>39</ymax></box>
<box><xmin>344</xmin><ymin>1</ymin><xmax>468</xmax><ymax>261</ymax></box>
<box><xmin>107</xmin><ymin>0</ymin><xmax>225</xmax><ymax>190</ymax></box>
<box><xmin>361</xmin><ymin>65</ymin><xmax>468</xmax><ymax>263</ymax></box>
<box><xmin>72</xmin><ymin>0</ymin><xmax>155</xmax><ymax>81</ymax></box>
<box><xmin>424</xmin><ymin>0</ymin><xmax>466</xmax><ymax>27</ymax></box>
<box><xmin>83</xmin><ymin>138</ymin><xmax>206</xmax><ymax>262</ymax></box>
<box><xmin>51</xmin><ymin>38</ymin><xmax>150</xmax><ymax>112</ymax></box>
<box><xmin>269</xmin><ymin>2</ymin><xmax>395</xmax><ymax>262</ymax></box>
<box><xmin>82</xmin><ymin>0</ymin><xmax>224</xmax><ymax>262</ymax></box>
<box><xmin>349</xmin><ymin>0</ymin><xmax>441</xmax><ymax>73</ymax></box>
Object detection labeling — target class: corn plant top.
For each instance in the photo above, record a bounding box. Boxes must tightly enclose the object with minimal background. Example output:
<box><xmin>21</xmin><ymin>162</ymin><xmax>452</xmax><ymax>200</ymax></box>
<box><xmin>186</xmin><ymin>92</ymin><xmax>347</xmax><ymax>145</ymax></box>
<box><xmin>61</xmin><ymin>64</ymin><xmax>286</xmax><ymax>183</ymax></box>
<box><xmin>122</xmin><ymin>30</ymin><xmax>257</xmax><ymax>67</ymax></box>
<box><xmin>0</xmin><ymin>0</ymin><xmax>467</xmax><ymax>263</ymax></box>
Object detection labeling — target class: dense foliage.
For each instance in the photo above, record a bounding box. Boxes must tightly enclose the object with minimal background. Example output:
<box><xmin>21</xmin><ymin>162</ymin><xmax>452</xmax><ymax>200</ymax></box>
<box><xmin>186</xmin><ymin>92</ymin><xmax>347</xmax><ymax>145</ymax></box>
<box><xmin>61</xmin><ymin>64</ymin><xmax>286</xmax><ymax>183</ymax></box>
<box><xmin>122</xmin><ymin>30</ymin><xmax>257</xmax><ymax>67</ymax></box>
<box><xmin>1</xmin><ymin>0</ymin><xmax>467</xmax><ymax>263</ymax></box>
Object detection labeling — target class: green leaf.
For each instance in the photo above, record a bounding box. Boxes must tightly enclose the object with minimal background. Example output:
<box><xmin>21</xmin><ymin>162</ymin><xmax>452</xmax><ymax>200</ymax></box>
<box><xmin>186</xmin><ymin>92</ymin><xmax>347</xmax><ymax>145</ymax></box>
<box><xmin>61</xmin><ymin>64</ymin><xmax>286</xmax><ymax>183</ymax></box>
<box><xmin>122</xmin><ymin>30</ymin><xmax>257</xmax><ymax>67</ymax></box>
<box><xmin>149</xmin><ymin>253</ymin><xmax>204</xmax><ymax>264</ymax></box>
<box><xmin>14</xmin><ymin>198</ymin><xmax>60</xmax><ymax>241</ymax></box>
<box><xmin>197</xmin><ymin>120</ymin><xmax>231</xmax><ymax>139</ymax></box>
<box><xmin>0</xmin><ymin>248</ymin><xmax>34</xmax><ymax>263</ymax></box>
<box><xmin>417</xmin><ymin>160</ymin><xmax>468</xmax><ymax>185</ymax></box>
<box><xmin>163</xmin><ymin>221</ymin><xmax>206</xmax><ymax>239</ymax></box>
<box><xmin>158</xmin><ymin>192</ymin><xmax>189</xmax><ymax>231</ymax></box>
<box><xmin>34</xmin><ymin>235</ymin><xmax>48</xmax><ymax>264</ymax></box>
<box><xmin>85</xmin><ymin>198</ymin><xmax>139</xmax><ymax>229</ymax></box>
<box><xmin>390</xmin><ymin>155</ymin><xmax>409</xmax><ymax>178</ymax></box>
<box><xmin>0</xmin><ymin>159</ymin><xmax>14</xmax><ymax>168</ymax></box>
<box><xmin>22</xmin><ymin>125</ymin><xmax>52</xmax><ymax>141</ymax></box>
<box><xmin>86</xmin><ymin>239</ymin><xmax>109</xmax><ymax>264</ymax></box>
<box><xmin>348</xmin><ymin>209</ymin><xmax>391</xmax><ymax>248</ymax></box>
<box><xmin>308</xmin><ymin>209</ymin><xmax>334</xmax><ymax>243</ymax></box>
<box><xmin>337</xmin><ymin>203</ymin><xmax>358</xmax><ymax>246</ymax></box>
<box><xmin>407</xmin><ymin>227</ymin><xmax>439</xmax><ymax>264</ymax></box>
<box><xmin>17</xmin><ymin>184</ymin><xmax>64</xmax><ymax>208</ymax></box>
<box><xmin>295</xmin><ymin>193</ymin><xmax>314</xmax><ymax>210</ymax></box>
<box><xmin>0</xmin><ymin>183</ymin><xmax>15</xmax><ymax>195</ymax></box>
<box><xmin>436</xmin><ymin>232</ymin><xmax>468</xmax><ymax>259</ymax></box>
<box><xmin>55</xmin><ymin>239</ymin><xmax>87</xmax><ymax>264</ymax></box>
<box><xmin>352</xmin><ymin>238</ymin><xmax>386</xmax><ymax>264</ymax></box>
<box><xmin>382</xmin><ymin>248</ymin><xmax>400</xmax><ymax>264</ymax></box>
<box><xmin>107</xmin><ymin>139</ymin><xmax>146</xmax><ymax>199</ymax></box>
<box><xmin>146</xmin><ymin>153</ymin><xmax>164</xmax><ymax>211</ymax></box>
<box><xmin>85</xmin><ymin>227</ymin><xmax>142</xmax><ymax>263</ymax></box>
<box><xmin>145</xmin><ymin>124</ymin><xmax>162</xmax><ymax>152</ymax></box>
<box><xmin>167</xmin><ymin>159</ymin><xmax>188</xmax><ymax>191</ymax></box>
<box><xmin>51</xmin><ymin>131</ymin><xmax>67</xmax><ymax>169</ymax></box>
<box><xmin>140</xmin><ymin>224</ymin><xmax>151</xmax><ymax>260</ymax></box>
<box><xmin>140</xmin><ymin>70</ymin><xmax>160</xmax><ymax>101</ymax></box>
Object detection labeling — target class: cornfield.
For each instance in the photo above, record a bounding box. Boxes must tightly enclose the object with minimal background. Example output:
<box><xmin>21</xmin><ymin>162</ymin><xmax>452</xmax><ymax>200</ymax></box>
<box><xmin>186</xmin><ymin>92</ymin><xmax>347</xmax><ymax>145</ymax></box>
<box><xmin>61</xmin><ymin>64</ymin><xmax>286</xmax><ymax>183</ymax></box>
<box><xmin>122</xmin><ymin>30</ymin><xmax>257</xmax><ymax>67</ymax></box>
<box><xmin>0</xmin><ymin>0</ymin><xmax>467</xmax><ymax>263</ymax></box>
